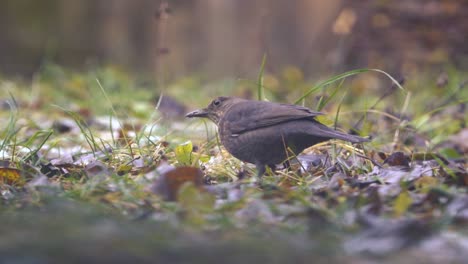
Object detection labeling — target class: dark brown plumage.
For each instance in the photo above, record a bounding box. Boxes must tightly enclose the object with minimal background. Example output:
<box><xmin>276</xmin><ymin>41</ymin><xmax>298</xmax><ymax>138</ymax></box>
<box><xmin>186</xmin><ymin>96</ymin><xmax>369</xmax><ymax>177</ymax></box>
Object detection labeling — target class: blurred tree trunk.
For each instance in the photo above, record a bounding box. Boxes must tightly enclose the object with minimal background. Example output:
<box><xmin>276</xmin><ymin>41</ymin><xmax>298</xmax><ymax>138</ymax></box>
<box><xmin>98</xmin><ymin>1</ymin><xmax>134</xmax><ymax>65</ymax></box>
<box><xmin>58</xmin><ymin>1</ymin><xmax>94</xmax><ymax>67</ymax></box>
<box><xmin>196</xmin><ymin>0</ymin><xmax>238</xmax><ymax>77</ymax></box>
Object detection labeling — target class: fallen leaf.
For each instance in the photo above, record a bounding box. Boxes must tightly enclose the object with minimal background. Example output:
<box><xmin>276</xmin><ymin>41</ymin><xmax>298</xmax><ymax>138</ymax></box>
<box><xmin>384</xmin><ymin>152</ymin><xmax>410</xmax><ymax>167</ymax></box>
<box><xmin>150</xmin><ymin>166</ymin><xmax>204</xmax><ymax>201</ymax></box>
<box><xmin>0</xmin><ymin>167</ymin><xmax>23</xmax><ymax>186</ymax></box>
<box><xmin>175</xmin><ymin>141</ymin><xmax>193</xmax><ymax>165</ymax></box>
<box><xmin>394</xmin><ymin>191</ymin><xmax>413</xmax><ymax>217</ymax></box>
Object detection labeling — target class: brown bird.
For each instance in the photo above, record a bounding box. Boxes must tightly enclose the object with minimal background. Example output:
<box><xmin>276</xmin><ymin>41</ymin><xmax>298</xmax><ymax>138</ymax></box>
<box><xmin>186</xmin><ymin>96</ymin><xmax>369</xmax><ymax>177</ymax></box>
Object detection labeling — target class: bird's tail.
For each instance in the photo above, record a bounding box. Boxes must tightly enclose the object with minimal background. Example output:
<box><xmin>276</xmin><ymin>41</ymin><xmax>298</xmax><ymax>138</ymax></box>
<box><xmin>313</xmin><ymin>122</ymin><xmax>370</xmax><ymax>143</ymax></box>
<box><xmin>329</xmin><ymin>130</ymin><xmax>370</xmax><ymax>143</ymax></box>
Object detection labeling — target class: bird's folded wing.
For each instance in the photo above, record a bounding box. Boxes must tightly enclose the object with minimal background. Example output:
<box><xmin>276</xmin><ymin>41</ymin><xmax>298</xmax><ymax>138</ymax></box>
<box><xmin>225</xmin><ymin>102</ymin><xmax>323</xmax><ymax>134</ymax></box>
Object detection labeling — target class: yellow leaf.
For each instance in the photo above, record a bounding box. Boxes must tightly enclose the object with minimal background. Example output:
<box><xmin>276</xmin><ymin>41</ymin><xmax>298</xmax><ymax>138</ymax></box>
<box><xmin>175</xmin><ymin>141</ymin><xmax>193</xmax><ymax>165</ymax></box>
<box><xmin>0</xmin><ymin>167</ymin><xmax>24</xmax><ymax>186</ymax></box>
<box><xmin>393</xmin><ymin>191</ymin><xmax>412</xmax><ymax>217</ymax></box>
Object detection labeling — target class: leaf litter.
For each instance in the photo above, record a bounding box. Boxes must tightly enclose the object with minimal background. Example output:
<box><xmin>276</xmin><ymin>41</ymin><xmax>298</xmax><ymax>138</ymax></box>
<box><xmin>0</xmin><ymin>67</ymin><xmax>467</xmax><ymax>262</ymax></box>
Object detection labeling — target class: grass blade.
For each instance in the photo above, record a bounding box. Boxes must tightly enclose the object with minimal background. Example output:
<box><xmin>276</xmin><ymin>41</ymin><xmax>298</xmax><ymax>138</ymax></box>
<box><xmin>294</xmin><ymin>68</ymin><xmax>405</xmax><ymax>104</ymax></box>
<box><xmin>257</xmin><ymin>54</ymin><xmax>267</xmax><ymax>101</ymax></box>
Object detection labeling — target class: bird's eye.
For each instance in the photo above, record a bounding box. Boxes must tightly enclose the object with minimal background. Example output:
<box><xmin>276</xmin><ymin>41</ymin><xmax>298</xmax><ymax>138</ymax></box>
<box><xmin>213</xmin><ymin>99</ymin><xmax>221</xmax><ymax>106</ymax></box>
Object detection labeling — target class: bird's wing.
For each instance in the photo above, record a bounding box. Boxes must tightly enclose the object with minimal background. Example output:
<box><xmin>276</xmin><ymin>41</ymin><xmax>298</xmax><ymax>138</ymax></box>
<box><xmin>224</xmin><ymin>101</ymin><xmax>323</xmax><ymax>134</ymax></box>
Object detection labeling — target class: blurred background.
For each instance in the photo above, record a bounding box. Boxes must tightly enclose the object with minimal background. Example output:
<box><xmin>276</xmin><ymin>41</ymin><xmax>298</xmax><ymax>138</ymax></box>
<box><xmin>1</xmin><ymin>0</ymin><xmax>467</xmax><ymax>80</ymax></box>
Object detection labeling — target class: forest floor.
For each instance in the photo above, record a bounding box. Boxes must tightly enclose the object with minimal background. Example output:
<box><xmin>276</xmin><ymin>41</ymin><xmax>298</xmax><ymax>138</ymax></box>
<box><xmin>0</xmin><ymin>65</ymin><xmax>467</xmax><ymax>263</ymax></box>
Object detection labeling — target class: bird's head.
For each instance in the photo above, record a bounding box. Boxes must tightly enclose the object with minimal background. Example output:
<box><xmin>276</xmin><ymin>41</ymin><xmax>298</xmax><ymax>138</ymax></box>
<box><xmin>186</xmin><ymin>96</ymin><xmax>237</xmax><ymax>124</ymax></box>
